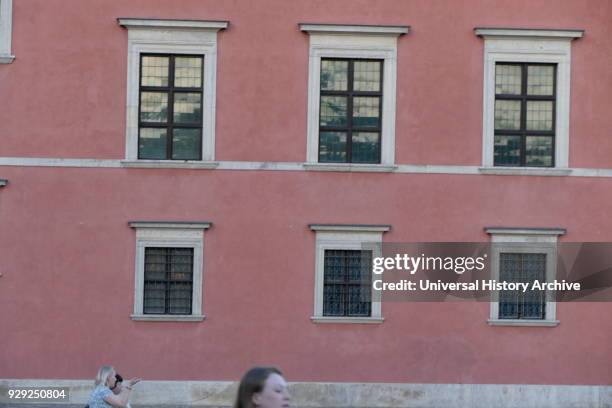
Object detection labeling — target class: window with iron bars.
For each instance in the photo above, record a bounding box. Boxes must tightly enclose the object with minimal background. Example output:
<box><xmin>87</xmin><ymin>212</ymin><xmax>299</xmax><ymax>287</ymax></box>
<box><xmin>323</xmin><ymin>249</ymin><xmax>372</xmax><ymax>317</ymax></box>
<box><xmin>499</xmin><ymin>253</ymin><xmax>546</xmax><ymax>319</ymax></box>
<box><xmin>143</xmin><ymin>247</ymin><xmax>194</xmax><ymax>315</ymax></box>
<box><xmin>494</xmin><ymin>63</ymin><xmax>556</xmax><ymax>167</ymax></box>
<box><xmin>138</xmin><ymin>54</ymin><xmax>204</xmax><ymax>160</ymax></box>
<box><xmin>319</xmin><ymin>58</ymin><xmax>383</xmax><ymax>164</ymax></box>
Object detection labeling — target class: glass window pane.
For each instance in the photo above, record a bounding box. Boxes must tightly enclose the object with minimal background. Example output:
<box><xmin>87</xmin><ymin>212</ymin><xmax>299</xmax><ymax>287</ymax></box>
<box><xmin>319</xmin><ymin>131</ymin><xmax>347</xmax><ymax>163</ymax></box>
<box><xmin>528</xmin><ymin>65</ymin><xmax>554</xmax><ymax>95</ymax></box>
<box><xmin>526</xmin><ymin>136</ymin><xmax>553</xmax><ymax>167</ymax></box>
<box><xmin>324</xmin><ymin>250</ymin><xmax>346</xmax><ymax>283</ymax></box>
<box><xmin>140</xmin><ymin>92</ymin><xmax>168</xmax><ymax>123</ymax></box>
<box><xmin>354</xmin><ymin>61</ymin><xmax>381</xmax><ymax>92</ymax></box>
<box><xmin>139</xmin><ymin>128</ymin><xmax>167</xmax><ymax>159</ymax></box>
<box><xmin>521</xmin><ymin>253</ymin><xmax>546</xmax><ymax>319</ymax></box>
<box><xmin>323</xmin><ymin>284</ymin><xmax>345</xmax><ymax>316</ymax></box>
<box><xmin>494</xmin><ymin>135</ymin><xmax>521</xmax><ymax>166</ymax></box>
<box><xmin>167</xmin><ymin>282</ymin><xmax>192</xmax><ymax>314</ymax></box>
<box><xmin>322</xmin><ymin>250</ymin><xmax>372</xmax><ymax>317</ymax></box>
<box><xmin>495</xmin><ymin>64</ymin><xmax>522</xmax><ymax>95</ymax></box>
<box><xmin>352</xmin><ymin>132</ymin><xmax>380</xmax><ymax>164</ymax></box>
<box><xmin>144</xmin><ymin>281</ymin><xmax>166</xmax><ymax>314</ymax></box>
<box><xmin>352</xmin><ymin>97</ymin><xmax>380</xmax><ymax>128</ymax></box>
<box><xmin>321</xmin><ymin>60</ymin><xmax>348</xmax><ymax>91</ymax></box>
<box><xmin>144</xmin><ymin>247</ymin><xmax>167</xmax><ymax>280</ymax></box>
<box><xmin>172</xmin><ymin>128</ymin><xmax>200</xmax><ymax>160</ymax></box>
<box><xmin>170</xmin><ymin>248</ymin><xmax>193</xmax><ymax>280</ymax></box>
<box><xmin>494</xmin><ymin>100</ymin><xmax>521</xmax><ymax>130</ymax></box>
<box><xmin>320</xmin><ymin>96</ymin><xmax>347</xmax><ymax>127</ymax></box>
<box><xmin>499</xmin><ymin>253</ymin><xmax>521</xmax><ymax>319</ymax></box>
<box><xmin>173</xmin><ymin>93</ymin><xmax>201</xmax><ymax>124</ymax></box>
<box><xmin>174</xmin><ymin>57</ymin><xmax>202</xmax><ymax>88</ymax></box>
<box><xmin>526</xmin><ymin>101</ymin><xmax>553</xmax><ymax>131</ymax></box>
<box><xmin>348</xmin><ymin>285</ymin><xmax>371</xmax><ymax>316</ymax></box>
<box><xmin>141</xmin><ymin>56</ymin><xmax>169</xmax><ymax>87</ymax></box>
<box><xmin>499</xmin><ymin>253</ymin><xmax>546</xmax><ymax>319</ymax></box>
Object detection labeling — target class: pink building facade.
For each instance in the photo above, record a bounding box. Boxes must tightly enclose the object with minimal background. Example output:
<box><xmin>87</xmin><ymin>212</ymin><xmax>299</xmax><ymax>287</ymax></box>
<box><xmin>1</xmin><ymin>0</ymin><xmax>611</xmax><ymax>406</ymax></box>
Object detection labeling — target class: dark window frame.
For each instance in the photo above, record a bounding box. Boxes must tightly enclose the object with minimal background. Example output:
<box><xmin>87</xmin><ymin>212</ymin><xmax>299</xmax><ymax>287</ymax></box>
<box><xmin>143</xmin><ymin>247</ymin><xmax>194</xmax><ymax>315</ymax></box>
<box><xmin>322</xmin><ymin>249</ymin><xmax>372</xmax><ymax>317</ymax></box>
<box><xmin>498</xmin><ymin>252</ymin><xmax>547</xmax><ymax>320</ymax></box>
<box><xmin>494</xmin><ymin>62</ymin><xmax>557</xmax><ymax>167</ymax></box>
<box><xmin>318</xmin><ymin>58</ymin><xmax>384</xmax><ymax>164</ymax></box>
<box><xmin>138</xmin><ymin>53</ymin><xmax>204</xmax><ymax>160</ymax></box>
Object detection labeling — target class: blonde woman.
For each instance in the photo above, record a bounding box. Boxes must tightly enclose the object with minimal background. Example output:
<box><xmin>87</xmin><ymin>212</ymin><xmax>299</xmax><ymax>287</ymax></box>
<box><xmin>87</xmin><ymin>366</ymin><xmax>140</xmax><ymax>408</ymax></box>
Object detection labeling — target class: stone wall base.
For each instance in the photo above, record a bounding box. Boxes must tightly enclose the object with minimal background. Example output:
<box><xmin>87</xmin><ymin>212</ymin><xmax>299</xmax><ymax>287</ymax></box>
<box><xmin>1</xmin><ymin>379</ymin><xmax>611</xmax><ymax>408</ymax></box>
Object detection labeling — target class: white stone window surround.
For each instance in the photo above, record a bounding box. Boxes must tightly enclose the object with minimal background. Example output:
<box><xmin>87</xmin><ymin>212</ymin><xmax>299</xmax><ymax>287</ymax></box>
<box><xmin>118</xmin><ymin>18</ymin><xmax>228</xmax><ymax>164</ymax></box>
<box><xmin>309</xmin><ymin>224</ymin><xmax>390</xmax><ymax>324</ymax></box>
<box><xmin>485</xmin><ymin>227</ymin><xmax>566</xmax><ymax>327</ymax></box>
<box><xmin>129</xmin><ymin>221</ymin><xmax>211</xmax><ymax>322</ymax></box>
<box><xmin>0</xmin><ymin>0</ymin><xmax>14</xmax><ymax>63</ymax></box>
<box><xmin>300</xmin><ymin>24</ymin><xmax>409</xmax><ymax>171</ymax></box>
<box><xmin>476</xmin><ymin>28</ymin><xmax>584</xmax><ymax>173</ymax></box>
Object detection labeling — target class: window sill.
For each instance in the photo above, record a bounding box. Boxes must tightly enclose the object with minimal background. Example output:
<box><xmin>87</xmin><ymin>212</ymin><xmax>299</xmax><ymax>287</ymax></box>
<box><xmin>479</xmin><ymin>167</ymin><xmax>572</xmax><ymax>177</ymax></box>
<box><xmin>0</xmin><ymin>54</ymin><xmax>15</xmax><ymax>64</ymax></box>
<box><xmin>487</xmin><ymin>319</ymin><xmax>559</xmax><ymax>327</ymax></box>
<box><xmin>303</xmin><ymin>163</ymin><xmax>397</xmax><ymax>173</ymax></box>
<box><xmin>131</xmin><ymin>314</ymin><xmax>205</xmax><ymax>322</ymax></box>
<box><xmin>0</xmin><ymin>179</ymin><xmax>7</xmax><ymax>187</ymax></box>
<box><xmin>310</xmin><ymin>316</ymin><xmax>384</xmax><ymax>324</ymax></box>
<box><xmin>121</xmin><ymin>160</ymin><xmax>219</xmax><ymax>169</ymax></box>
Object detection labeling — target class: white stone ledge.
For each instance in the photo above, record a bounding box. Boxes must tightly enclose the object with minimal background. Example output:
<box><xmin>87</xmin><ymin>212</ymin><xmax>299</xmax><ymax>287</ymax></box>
<box><xmin>0</xmin><ymin>157</ymin><xmax>122</xmax><ymax>168</ymax></box>
<box><xmin>120</xmin><ymin>160</ymin><xmax>219</xmax><ymax>169</ymax></box>
<box><xmin>217</xmin><ymin>161</ymin><xmax>304</xmax><ymax>171</ymax></box>
<box><xmin>1</xmin><ymin>380</ymin><xmax>609</xmax><ymax>407</ymax></box>
<box><xmin>131</xmin><ymin>314</ymin><xmax>205</xmax><ymax>322</ymax></box>
<box><xmin>488</xmin><ymin>319</ymin><xmax>560</xmax><ymax>327</ymax></box>
<box><xmin>118</xmin><ymin>18</ymin><xmax>229</xmax><ymax>31</ymax></box>
<box><xmin>479</xmin><ymin>167</ymin><xmax>573</xmax><ymax>176</ymax></box>
<box><xmin>395</xmin><ymin>164</ymin><xmax>480</xmax><ymax>174</ymax></box>
<box><xmin>299</xmin><ymin>23</ymin><xmax>409</xmax><ymax>36</ymax></box>
<box><xmin>484</xmin><ymin>227</ymin><xmax>566</xmax><ymax>236</ymax></box>
<box><xmin>5</xmin><ymin>157</ymin><xmax>612</xmax><ymax>178</ymax></box>
<box><xmin>0</xmin><ymin>54</ymin><xmax>15</xmax><ymax>64</ymax></box>
<box><xmin>309</xmin><ymin>224</ymin><xmax>391</xmax><ymax>233</ymax></box>
<box><xmin>303</xmin><ymin>163</ymin><xmax>397</xmax><ymax>172</ymax></box>
<box><xmin>474</xmin><ymin>27</ymin><xmax>584</xmax><ymax>39</ymax></box>
<box><xmin>310</xmin><ymin>316</ymin><xmax>384</xmax><ymax>324</ymax></box>
<box><xmin>128</xmin><ymin>221</ymin><xmax>212</xmax><ymax>230</ymax></box>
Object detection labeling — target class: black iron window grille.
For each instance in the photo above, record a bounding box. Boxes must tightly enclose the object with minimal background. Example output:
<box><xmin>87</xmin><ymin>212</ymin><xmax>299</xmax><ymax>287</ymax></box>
<box><xmin>494</xmin><ymin>63</ymin><xmax>557</xmax><ymax>167</ymax></box>
<box><xmin>319</xmin><ymin>58</ymin><xmax>383</xmax><ymax>164</ymax></box>
<box><xmin>323</xmin><ymin>249</ymin><xmax>372</xmax><ymax>317</ymax></box>
<box><xmin>499</xmin><ymin>253</ymin><xmax>546</xmax><ymax>319</ymax></box>
<box><xmin>138</xmin><ymin>54</ymin><xmax>204</xmax><ymax>160</ymax></box>
<box><xmin>143</xmin><ymin>247</ymin><xmax>194</xmax><ymax>314</ymax></box>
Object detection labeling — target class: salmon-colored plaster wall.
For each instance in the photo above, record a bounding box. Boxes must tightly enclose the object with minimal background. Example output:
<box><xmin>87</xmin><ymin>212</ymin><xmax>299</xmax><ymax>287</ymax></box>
<box><xmin>0</xmin><ymin>168</ymin><xmax>611</xmax><ymax>384</ymax></box>
<box><xmin>1</xmin><ymin>0</ymin><xmax>611</xmax><ymax>386</ymax></box>
<box><xmin>1</xmin><ymin>0</ymin><xmax>612</xmax><ymax>166</ymax></box>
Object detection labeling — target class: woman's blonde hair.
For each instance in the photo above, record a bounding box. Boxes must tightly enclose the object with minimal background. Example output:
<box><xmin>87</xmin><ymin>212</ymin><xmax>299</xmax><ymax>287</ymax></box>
<box><xmin>94</xmin><ymin>365</ymin><xmax>115</xmax><ymax>386</ymax></box>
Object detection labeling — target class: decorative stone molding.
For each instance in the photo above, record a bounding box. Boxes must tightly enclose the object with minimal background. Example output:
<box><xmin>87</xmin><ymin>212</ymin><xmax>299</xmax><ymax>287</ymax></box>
<box><xmin>301</xmin><ymin>23</ymin><xmax>408</xmax><ymax>167</ymax></box>
<box><xmin>476</xmin><ymin>27</ymin><xmax>584</xmax><ymax>170</ymax></box>
<box><xmin>119</xmin><ymin>18</ymin><xmax>228</xmax><ymax>162</ymax></box>
<box><xmin>129</xmin><ymin>221</ymin><xmax>212</xmax><ymax>321</ymax></box>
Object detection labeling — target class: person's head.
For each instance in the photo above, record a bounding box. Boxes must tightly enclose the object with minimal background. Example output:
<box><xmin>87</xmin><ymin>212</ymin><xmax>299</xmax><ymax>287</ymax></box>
<box><xmin>94</xmin><ymin>366</ymin><xmax>117</xmax><ymax>388</ymax></box>
<box><xmin>233</xmin><ymin>366</ymin><xmax>289</xmax><ymax>408</ymax></box>
<box><xmin>111</xmin><ymin>374</ymin><xmax>123</xmax><ymax>394</ymax></box>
